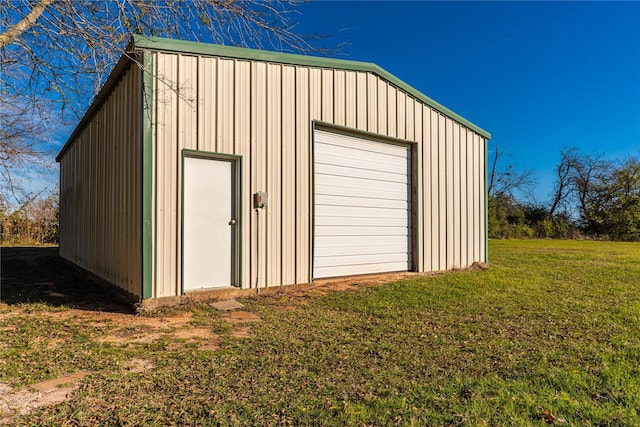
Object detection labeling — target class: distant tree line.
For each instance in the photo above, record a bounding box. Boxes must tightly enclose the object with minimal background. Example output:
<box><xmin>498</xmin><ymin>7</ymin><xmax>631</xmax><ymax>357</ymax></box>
<box><xmin>2</xmin><ymin>145</ymin><xmax>638</xmax><ymax>246</ymax></box>
<box><xmin>489</xmin><ymin>146</ymin><xmax>640</xmax><ymax>242</ymax></box>
<box><xmin>0</xmin><ymin>190</ymin><xmax>58</xmax><ymax>245</ymax></box>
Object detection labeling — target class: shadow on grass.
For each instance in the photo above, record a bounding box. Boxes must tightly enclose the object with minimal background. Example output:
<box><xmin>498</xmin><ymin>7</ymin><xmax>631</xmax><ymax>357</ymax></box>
<box><xmin>1</xmin><ymin>247</ymin><xmax>135</xmax><ymax>314</ymax></box>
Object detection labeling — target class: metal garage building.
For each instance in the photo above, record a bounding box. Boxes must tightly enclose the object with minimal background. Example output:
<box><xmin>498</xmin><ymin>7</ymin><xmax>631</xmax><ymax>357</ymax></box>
<box><xmin>56</xmin><ymin>36</ymin><xmax>490</xmax><ymax>302</ymax></box>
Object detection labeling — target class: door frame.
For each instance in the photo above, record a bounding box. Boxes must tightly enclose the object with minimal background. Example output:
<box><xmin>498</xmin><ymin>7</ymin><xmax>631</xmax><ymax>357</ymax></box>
<box><xmin>181</xmin><ymin>149</ymin><xmax>242</xmax><ymax>293</ymax></box>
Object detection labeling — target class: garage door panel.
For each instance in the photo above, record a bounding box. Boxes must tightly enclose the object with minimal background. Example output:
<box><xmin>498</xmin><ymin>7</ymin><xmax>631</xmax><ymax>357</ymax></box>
<box><xmin>315</xmin><ymin>238</ymin><xmax>408</xmax><ymax>257</ymax></box>
<box><xmin>316</xmin><ymin>163</ymin><xmax>408</xmax><ymax>184</ymax></box>
<box><xmin>316</xmin><ymin>225</ymin><xmax>408</xmax><ymax>237</ymax></box>
<box><xmin>316</xmin><ymin>130</ymin><xmax>409</xmax><ymax>157</ymax></box>
<box><xmin>315</xmin><ymin>194</ymin><xmax>408</xmax><ymax>210</ymax></box>
<box><xmin>315</xmin><ymin>225</ymin><xmax>408</xmax><ymax>237</ymax></box>
<box><xmin>314</xmin><ymin>252</ymin><xmax>409</xmax><ymax>268</ymax></box>
<box><xmin>315</xmin><ymin>149</ymin><xmax>409</xmax><ymax>173</ymax></box>
<box><xmin>314</xmin><ymin>129</ymin><xmax>412</xmax><ymax>279</ymax></box>
<box><xmin>315</xmin><ymin>205</ymin><xmax>409</xmax><ymax>220</ymax></box>
<box><xmin>315</xmin><ymin>215</ymin><xmax>409</xmax><ymax>227</ymax></box>
<box><xmin>315</xmin><ymin>181</ymin><xmax>410</xmax><ymax>200</ymax></box>
<box><xmin>314</xmin><ymin>236</ymin><xmax>407</xmax><ymax>257</ymax></box>
<box><xmin>315</xmin><ymin>141</ymin><xmax>408</xmax><ymax>170</ymax></box>
<box><xmin>316</xmin><ymin>151</ymin><xmax>409</xmax><ymax>175</ymax></box>
<box><xmin>314</xmin><ymin>262</ymin><xmax>410</xmax><ymax>278</ymax></box>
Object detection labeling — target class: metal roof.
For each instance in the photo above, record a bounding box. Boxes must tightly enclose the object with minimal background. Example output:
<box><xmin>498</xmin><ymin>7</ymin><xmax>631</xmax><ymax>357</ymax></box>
<box><xmin>57</xmin><ymin>35</ymin><xmax>490</xmax><ymax>161</ymax></box>
<box><xmin>134</xmin><ymin>35</ymin><xmax>490</xmax><ymax>139</ymax></box>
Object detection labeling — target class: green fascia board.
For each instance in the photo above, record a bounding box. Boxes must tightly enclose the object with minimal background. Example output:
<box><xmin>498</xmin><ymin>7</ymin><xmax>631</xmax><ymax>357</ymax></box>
<box><xmin>133</xmin><ymin>35</ymin><xmax>491</xmax><ymax>140</ymax></box>
<box><xmin>142</xmin><ymin>50</ymin><xmax>154</xmax><ymax>300</ymax></box>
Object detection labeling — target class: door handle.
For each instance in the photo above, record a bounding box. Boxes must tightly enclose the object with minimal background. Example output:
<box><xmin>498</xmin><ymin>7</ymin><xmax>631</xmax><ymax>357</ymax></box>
<box><xmin>228</xmin><ymin>219</ymin><xmax>236</xmax><ymax>225</ymax></box>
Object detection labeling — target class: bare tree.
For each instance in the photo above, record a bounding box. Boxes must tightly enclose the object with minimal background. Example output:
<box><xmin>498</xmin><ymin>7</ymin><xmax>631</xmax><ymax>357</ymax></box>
<box><xmin>572</xmin><ymin>153</ymin><xmax>612</xmax><ymax>218</ymax></box>
<box><xmin>547</xmin><ymin>148</ymin><xmax>640</xmax><ymax>240</ymax></box>
<box><xmin>548</xmin><ymin>148</ymin><xmax>578</xmax><ymax>217</ymax></box>
<box><xmin>488</xmin><ymin>142</ymin><xmax>535</xmax><ymax>198</ymax></box>
<box><xmin>1</xmin><ymin>0</ymin><xmax>321</xmax><ymax>205</ymax></box>
<box><xmin>548</xmin><ymin>148</ymin><xmax>610</xmax><ymax>217</ymax></box>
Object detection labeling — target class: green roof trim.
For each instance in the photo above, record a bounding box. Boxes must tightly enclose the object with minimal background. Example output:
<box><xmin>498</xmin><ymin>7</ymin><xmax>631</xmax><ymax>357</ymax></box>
<box><xmin>133</xmin><ymin>35</ymin><xmax>491</xmax><ymax>139</ymax></box>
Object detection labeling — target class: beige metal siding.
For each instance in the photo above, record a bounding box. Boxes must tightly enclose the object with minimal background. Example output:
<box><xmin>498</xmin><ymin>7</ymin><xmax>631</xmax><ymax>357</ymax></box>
<box><xmin>150</xmin><ymin>51</ymin><xmax>487</xmax><ymax>295</ymax></box>
<box><xmin>282</xmin><ymin>65</ymin><xmax>296</xmax><ymax>285</ymax></box>
<box><xmin>59</xmin><ymin>64</ymin><xmax>142</xmax><ymax>298</ymax></box>
<box><xmin>295</xmin><ymin>66</ymin><xmax>311</xmax><ymax>284</ymax></box>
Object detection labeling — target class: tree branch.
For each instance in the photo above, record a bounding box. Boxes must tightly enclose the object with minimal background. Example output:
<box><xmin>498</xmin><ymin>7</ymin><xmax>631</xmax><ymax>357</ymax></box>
<box><xmin>0</xmin><ymin>0</ymin><xmax>55</xmax><ymax>49</ymax></box>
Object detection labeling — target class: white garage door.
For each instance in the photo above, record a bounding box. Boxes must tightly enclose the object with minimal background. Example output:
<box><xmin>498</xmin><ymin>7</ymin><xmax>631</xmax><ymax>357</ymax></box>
<box><xmin>313</xmin><ymin>129</ymin><xmax>411</xmax><ymax>279</ymax></box>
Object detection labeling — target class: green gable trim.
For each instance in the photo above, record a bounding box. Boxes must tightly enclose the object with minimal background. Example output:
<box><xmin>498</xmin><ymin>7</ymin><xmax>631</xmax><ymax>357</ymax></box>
<box><xmin>142</xmin><ymin>50</ymin><xmax>154</xmax><ymax>300</ymax></box>
<box><xmin>133</xmin><ymin>35</ymin><xmax>491</xmax><ymax>140</ymax></box>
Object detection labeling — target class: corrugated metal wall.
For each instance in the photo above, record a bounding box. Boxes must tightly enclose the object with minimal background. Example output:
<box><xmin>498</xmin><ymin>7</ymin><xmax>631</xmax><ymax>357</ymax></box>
<box><xmin>59</xmin><ymin>64</ymin><xmax>142</xmax><ymax>298</ymax></box>
<box><xmin>151</xmin><ymin>52</ymin><xmax>486</xmax><ymax>297</ymax></box>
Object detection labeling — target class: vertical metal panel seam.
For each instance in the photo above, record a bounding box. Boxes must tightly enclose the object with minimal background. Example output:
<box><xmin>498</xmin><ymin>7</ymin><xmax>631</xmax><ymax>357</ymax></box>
<box><xmin>280</xmin><ymin>63</ymin><xmax>284</xmax><ymax>285</ymax></box>
<box><xmin>412</xmin><ymin>140</ymin><xmax>419</xmax><ymax>272</ymax></box>
<box><xmin>459</xmin><ymin>127</ymin><xmax>466</xmax><ymax>268</ymax></box>
<box><xmin>310</xmin><ymin>70</ymin><xmax>316</xmax><ymax>281</ymax></box>
<box><xmin>196</xmin><ymin>56</ymin><xmax>200</xmax><ymax>151</ymax></box>
<box><xmin>214</xmin><ymin>57</ymin><xmax>219</xmax><ymax>152</ymax></box>
<box><xmin>249</xmin><ymin>61</ymin><xmax>254</xmax><ymax>288</ymax></box>
<box><xmin>261</xmin><ymin>63</ymin><xmax>267</xmax><ymax>287</ymax></box>
<box><xmin>232</xmin><ymin>59</ymin><xmax>237</xmax><ymax>155</ymax></box>
<box><xmin>421</xmin><ymin>103</ymin><xmax>427</xmax><ymax>271</ymax></box>
<box><xmin>293</xmin><ymin>66</ymin><xmax>298</xmax><ymax>283</ymax></box>
<box><xmin>265</xmin><ymin>64</ymin><xmax>270</xmax><ymax>286</ymax></box>
<box><xmin>237</xmin><ymin>155</ymin><xmax>243</xmax><ymax>287</ymax></box>
<box><xmin>332</xmin><ymin>69</ymin><xmax>336</xmax><ymax>124</ymax></box>
<box><xmin>455</xmin><ymin>124</ymin><xmax>461</xmax><ymax>268</ymax></box>
<box><xmin>179</xmin><ymin>152</ymin><xmax>185</xmax><ymax>295</ymax></box>
<box><xmin>361</xmin><ymin>72</ymin><xmax>366</xmax><ymax>130</ymax></box>
<box><xmin>174</xmin><ymin>54</ymin><xmax>181</xmax><ymax>297</ymax></box>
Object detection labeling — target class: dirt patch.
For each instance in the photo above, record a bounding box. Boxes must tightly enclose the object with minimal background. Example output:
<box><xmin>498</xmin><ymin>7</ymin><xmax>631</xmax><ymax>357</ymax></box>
<box><xmin>198</xmin><ymin>341</ymin><xmax>220</xmax><ymax>351</ymax></box>
<box><xmin>231</xmin><ymin>326</ymin><xmax>253</xmax><ymax>338</ymax></box>
<box><xmin>468</xmin><ymin>262</ymin><xmax>489</xmax><ymax>271</ymax></box>
<box><xmin>124</xmin><ymin>358</ymin><xmax>154</xmax><ymax>373</ymax></box>
<box><xmin>0</xmin><ymin>371</ymin><xmax>90</xmax><ymax>424</ymax></box>
<box><xmin>226</xmin><ymin>311</ymin><xmax>262</xmax><ymax>323</ymax></box>
<box><xmin>171</xmin><ymin>327</ymin><xmax>214</xmax><ymax>340</ymax></box>
<box><xmin>97</xmin><ymin>312</ymin><xmax>219</xmax><ymax>346</ymax></box>
<box><xmin>30</xmin><ymin>371</ymin><xmax>91</xmax><ymax>393</ymax></box>
<box><xmin>312</xmin><ymin>271</ymin><xmax>418</xmax><ymax>290</ymax></box>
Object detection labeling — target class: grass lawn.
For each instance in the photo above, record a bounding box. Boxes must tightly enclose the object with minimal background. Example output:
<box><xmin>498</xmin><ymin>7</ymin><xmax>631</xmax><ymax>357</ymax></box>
<box><xmin>1</xmin><ymin>240</ymin><xmax>639</xmax><ymax>425</ymax></box>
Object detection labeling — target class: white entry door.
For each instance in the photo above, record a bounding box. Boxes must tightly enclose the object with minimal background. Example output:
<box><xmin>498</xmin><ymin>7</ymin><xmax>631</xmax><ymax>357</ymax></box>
<box><xmin>183</xmin><ymin>156</ymin><xmax>236</xmax><ymax>290</ymax></box>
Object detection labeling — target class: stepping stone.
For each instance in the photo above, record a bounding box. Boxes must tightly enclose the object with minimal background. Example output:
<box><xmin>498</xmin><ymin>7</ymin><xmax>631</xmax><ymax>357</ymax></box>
<box><xmin>30</xmin><ymin>371</ymin><xmax>91</xmax><ymax>392</ymax></box>
<box><xmin>210</xmin><ymin>300</ymin><xmax>244</xmax><ymax>311</ymax></box>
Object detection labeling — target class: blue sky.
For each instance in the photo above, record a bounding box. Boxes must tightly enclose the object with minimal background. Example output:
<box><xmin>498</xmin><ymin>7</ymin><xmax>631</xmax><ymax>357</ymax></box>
<box><xmin>296</xmin><ymin>1</ymin><xmax>640</xmax><ymax>202</ymax></box>
<box><xmin>23</xmin><ymin>1</ymin><xmax>639</xmax><ymax>206</ymax></box>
